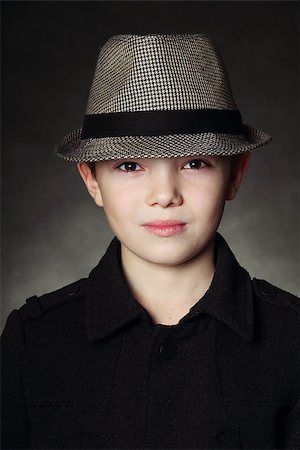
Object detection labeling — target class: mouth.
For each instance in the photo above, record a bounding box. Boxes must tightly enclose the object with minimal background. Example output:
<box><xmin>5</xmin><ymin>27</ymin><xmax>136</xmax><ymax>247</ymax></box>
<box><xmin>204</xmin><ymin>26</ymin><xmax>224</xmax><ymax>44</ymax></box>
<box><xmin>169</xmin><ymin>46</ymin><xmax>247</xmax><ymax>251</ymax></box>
<box><xmin>142</xmin><ymin>220</ymin><xmax>187</xmax><ymax>237</ymax></box>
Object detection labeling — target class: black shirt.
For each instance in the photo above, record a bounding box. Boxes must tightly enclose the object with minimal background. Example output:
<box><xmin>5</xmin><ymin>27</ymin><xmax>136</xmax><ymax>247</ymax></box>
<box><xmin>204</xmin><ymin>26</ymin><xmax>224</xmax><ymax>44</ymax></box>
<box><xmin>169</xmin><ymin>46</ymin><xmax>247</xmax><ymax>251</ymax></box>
<box><xmin>1</xmin><ymin>233</ymin><xmax>300</xmax><ymax>449</ymax></box>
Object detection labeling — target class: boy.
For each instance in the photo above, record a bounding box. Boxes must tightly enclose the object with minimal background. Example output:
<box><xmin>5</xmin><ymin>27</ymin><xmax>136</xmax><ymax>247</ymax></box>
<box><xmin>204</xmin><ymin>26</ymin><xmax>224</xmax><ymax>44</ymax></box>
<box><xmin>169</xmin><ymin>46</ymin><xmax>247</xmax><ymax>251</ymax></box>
<box><xmin>1</xmin><ymin>34</ymin><xmax>299</xmax><ymax>449</ymax></box>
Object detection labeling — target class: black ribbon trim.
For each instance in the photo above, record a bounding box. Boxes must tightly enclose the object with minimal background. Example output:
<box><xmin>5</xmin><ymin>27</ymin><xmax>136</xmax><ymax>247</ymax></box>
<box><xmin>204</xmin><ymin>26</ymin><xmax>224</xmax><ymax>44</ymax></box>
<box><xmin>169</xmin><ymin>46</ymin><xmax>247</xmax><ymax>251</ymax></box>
<box><xmin>81</xmin><ymin>109</ymin><xmax>243</xmax><ymax>139</ymax></box>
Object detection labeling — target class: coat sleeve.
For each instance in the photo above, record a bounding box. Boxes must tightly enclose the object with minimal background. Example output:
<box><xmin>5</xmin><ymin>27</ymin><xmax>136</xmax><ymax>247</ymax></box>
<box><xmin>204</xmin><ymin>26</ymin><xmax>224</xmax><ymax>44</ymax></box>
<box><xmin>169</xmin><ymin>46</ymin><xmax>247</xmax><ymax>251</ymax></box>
<box><xmin>280</xmin><ymin>397</ymin><xmax>300</xmax><ymax>449</ymax></box>
<box><xmin>1</xmin><ymin>309</ymin><xmax>30</xmax><ymax>449</ymax></box>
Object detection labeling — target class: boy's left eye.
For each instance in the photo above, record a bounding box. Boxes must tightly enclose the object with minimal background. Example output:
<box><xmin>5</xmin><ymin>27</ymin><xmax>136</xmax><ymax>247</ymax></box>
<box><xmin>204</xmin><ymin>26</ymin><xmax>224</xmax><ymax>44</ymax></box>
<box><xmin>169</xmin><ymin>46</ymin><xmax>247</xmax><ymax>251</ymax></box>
<box><xmin>116</xmin><ymin>162</ymin><xmax>141</xmax><ymax>172</ymax></box>
<box><xmin>183</xmin><ymin>159</ymin><xmax>208</xmax><ymax>170</ymax></box>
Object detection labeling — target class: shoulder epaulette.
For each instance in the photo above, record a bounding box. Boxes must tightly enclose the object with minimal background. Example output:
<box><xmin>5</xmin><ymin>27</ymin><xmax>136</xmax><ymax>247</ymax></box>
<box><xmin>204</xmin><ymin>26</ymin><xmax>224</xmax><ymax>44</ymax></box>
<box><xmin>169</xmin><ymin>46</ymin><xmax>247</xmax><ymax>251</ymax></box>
<box><xmin>253</xmin><ymin>278</ymin><xmax>300</xmax><ymax>315</ymax></box>
<box><xmin>19</xmin><ymin>278</ymin><xmax>88</xmax><ymax>323</ymax></box>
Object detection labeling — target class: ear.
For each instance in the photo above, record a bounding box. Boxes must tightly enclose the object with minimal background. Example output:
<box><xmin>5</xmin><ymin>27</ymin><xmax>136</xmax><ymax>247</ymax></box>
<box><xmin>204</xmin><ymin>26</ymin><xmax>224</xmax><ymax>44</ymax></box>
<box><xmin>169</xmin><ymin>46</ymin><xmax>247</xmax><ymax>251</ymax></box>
<box><xmin>226</xmin><ymin>152</ymin><xmax>251</xmax><ymax>201</ymax></box>
<box><xmin>76</xmin><ymin>162</ymin><xmax>103</xmax><ymax>207</ymax></box>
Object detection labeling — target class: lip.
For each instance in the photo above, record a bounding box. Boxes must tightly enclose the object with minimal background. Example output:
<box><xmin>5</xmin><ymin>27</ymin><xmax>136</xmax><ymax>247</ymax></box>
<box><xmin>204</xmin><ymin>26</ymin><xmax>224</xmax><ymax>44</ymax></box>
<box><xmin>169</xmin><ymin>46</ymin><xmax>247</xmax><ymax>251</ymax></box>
<box><xmin>142</xmin><ymin>221</ymin><xmax>187</xmax><ymax>237</ymax></box>
<box><xmin>143</xmin><ymin>220</ymin><xmax>186</xmax><ymax>227</ymax></box>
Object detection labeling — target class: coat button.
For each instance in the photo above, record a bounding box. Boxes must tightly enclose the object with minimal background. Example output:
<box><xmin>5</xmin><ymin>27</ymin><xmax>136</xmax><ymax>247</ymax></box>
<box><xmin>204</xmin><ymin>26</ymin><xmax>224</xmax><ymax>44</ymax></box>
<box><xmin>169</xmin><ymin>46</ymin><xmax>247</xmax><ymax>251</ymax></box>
<box><xmin>159</xmin><ymin>339</ymin><xmax>177</xmax><ymax>361</ymax></box>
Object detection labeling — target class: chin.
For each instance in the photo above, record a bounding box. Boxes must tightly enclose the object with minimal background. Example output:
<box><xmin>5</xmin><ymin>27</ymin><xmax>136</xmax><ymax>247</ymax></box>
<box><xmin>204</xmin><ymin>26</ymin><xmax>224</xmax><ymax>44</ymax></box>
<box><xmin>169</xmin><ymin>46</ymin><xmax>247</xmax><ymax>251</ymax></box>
<box><xmin>134</xmin><ymin>242</ymin><xmax>201</xmax><ymax>266</ymax></box>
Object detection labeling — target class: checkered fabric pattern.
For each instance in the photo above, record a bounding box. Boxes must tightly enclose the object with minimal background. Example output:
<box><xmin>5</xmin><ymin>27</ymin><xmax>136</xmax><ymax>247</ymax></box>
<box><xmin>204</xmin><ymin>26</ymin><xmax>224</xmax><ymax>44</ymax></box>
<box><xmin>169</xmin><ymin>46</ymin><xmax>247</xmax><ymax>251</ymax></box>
<box><xmin>55</xmin><ymin>34</ymin><xmax>271</xmax><ymax>162</ymax></box>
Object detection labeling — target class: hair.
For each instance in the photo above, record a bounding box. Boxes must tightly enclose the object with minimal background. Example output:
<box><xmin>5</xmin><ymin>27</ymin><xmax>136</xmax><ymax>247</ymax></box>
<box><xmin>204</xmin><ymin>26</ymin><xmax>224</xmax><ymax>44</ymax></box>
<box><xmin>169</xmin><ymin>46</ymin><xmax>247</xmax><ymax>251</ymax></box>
<box><xmin>88</xmin><ymin>162</ymin><xmax>96</xmax><ymax>177</ymax></box>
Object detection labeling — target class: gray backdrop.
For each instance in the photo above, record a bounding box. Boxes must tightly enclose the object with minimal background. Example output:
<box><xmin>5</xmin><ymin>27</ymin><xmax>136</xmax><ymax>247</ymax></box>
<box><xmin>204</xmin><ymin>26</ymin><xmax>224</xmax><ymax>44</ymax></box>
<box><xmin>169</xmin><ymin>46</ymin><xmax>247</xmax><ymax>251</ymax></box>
<box><xmin>2</xmin><ymin>1</ymin><xmax>299</xmax><ymax>329</ymax></box>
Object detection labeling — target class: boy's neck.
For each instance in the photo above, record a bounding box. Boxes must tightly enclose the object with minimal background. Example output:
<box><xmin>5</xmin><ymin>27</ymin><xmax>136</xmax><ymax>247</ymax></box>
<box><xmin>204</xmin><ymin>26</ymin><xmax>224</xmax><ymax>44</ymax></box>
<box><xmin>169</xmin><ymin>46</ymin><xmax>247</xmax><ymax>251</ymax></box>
<box><xmin>120</xmin><ymin>236</ymin><xmax>216</xmax><ymax>326</ymax></box>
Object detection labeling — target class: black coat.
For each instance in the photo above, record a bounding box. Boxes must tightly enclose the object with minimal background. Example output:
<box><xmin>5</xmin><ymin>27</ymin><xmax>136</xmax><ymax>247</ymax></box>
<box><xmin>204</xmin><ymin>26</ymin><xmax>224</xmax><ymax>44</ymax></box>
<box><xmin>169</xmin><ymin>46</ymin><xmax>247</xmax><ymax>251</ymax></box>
<box><xmin>1</xmin><ymin>233</ymin><xmax>300</xmax><ymax>449</ymax></box>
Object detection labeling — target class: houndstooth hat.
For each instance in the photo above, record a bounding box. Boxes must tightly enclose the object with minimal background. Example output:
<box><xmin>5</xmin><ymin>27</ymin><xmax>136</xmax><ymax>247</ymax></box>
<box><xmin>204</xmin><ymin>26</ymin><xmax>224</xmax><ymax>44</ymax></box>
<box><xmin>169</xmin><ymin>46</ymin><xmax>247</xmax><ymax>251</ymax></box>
<box><xmin>55</xmin><ymin>33</ymin><xmax>272</xmax><ymax>162</ymax></box>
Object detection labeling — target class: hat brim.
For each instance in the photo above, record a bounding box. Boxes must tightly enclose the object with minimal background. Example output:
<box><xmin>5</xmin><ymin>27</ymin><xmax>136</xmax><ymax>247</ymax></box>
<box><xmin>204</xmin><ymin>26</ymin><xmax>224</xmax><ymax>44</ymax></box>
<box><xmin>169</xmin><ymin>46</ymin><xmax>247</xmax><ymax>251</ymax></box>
<box><xmin>55</xmin><ymin>125</ymin><xmax>272</xmax><ymax>162</ymax></box>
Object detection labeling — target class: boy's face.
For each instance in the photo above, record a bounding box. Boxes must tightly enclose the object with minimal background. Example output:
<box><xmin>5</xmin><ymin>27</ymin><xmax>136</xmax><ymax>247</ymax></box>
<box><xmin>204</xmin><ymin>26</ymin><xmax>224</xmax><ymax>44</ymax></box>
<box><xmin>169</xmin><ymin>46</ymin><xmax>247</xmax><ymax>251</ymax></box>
<box><xmin>77</xmin><ymin>154</ymin><xmax>250</xmax><ymax>267</ymax></box>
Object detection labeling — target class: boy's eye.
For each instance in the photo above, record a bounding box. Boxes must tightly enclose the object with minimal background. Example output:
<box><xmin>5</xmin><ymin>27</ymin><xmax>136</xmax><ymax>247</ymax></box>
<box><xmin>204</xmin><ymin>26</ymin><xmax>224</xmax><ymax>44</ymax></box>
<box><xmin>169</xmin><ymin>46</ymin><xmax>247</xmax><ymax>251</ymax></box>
<box><xmin>183</xmin><ymin>159</ymin><xmax>208</xmax><ymax>170</ymax></box>
<box><xmin>116</xmin><ymin>159</ymin><xmax>207</xmax><ymax>172</ymax></box>
<box><xmin>116</xmin><ymin>162</ymin><xmax>141</xmax><ymax>172</ymax></box>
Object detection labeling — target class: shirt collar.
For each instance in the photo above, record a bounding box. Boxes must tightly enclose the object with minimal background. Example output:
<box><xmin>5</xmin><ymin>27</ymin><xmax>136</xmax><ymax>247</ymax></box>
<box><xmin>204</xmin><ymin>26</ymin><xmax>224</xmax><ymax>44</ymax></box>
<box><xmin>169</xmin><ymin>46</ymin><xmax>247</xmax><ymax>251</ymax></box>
<box><xmin>86</xmin><ymin>233</ymin><xmax>254</xmax><ymax>344</ymax></box>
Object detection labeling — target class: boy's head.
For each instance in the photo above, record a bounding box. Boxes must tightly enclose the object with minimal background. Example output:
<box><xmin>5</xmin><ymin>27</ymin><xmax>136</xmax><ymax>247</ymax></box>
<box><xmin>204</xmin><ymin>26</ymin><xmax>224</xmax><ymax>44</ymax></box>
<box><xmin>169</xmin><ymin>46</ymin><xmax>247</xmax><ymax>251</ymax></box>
<box><xmin>76</xmin><ymin>152</ymin><xmax>250</xmax><ymax>266</ymax></box>
<box><xmin>54</xmin><ymin>33</ymin><xmax>270</xmax><ymax>265</ymax></box>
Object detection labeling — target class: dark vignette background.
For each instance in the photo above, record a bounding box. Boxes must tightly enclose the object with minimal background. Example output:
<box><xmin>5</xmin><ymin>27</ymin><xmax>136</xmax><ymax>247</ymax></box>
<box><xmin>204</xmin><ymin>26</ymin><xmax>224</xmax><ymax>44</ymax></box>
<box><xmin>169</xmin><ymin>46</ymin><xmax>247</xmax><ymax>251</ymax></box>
<box><xmin>1</xmin><ymin>1</ymin><xmax>299</xmax><ymax>329</ymax></box>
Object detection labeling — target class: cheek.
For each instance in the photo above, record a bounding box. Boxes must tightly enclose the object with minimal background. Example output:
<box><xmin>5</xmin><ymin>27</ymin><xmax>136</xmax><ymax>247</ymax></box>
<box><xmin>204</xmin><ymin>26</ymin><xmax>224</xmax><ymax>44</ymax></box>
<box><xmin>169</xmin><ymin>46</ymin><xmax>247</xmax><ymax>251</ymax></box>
<box><xmin>188</xmin><ymin>178</ymin><xmax>227</xmax><ymax>210</ymax></box>
<box><xmin>187</xmin><ymin>184</ymin><xmax>226</xmax><ymax>239</ymax></box>
<box><xmin>100</xmin><ymin>184</ymin><xmax>136</xmax><ymax>222</ymax></box>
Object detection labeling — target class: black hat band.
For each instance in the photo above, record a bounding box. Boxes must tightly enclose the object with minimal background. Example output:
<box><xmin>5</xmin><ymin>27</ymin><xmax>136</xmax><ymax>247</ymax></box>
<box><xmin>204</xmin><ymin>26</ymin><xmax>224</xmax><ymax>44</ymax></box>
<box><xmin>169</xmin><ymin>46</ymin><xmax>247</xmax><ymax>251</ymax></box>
<box><xmin>81</xmin><ymin>109</ymin><xmax>244</xmax><ymax>139</ymax></box>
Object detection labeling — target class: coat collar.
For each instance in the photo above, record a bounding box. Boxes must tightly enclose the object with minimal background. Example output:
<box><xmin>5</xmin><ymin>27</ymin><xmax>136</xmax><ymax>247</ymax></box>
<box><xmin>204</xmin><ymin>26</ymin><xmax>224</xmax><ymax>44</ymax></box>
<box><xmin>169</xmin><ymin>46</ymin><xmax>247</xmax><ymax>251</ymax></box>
<box><xmin>86</xmin><ymin>233</ymin><xmax>254</xmax><ymax>343</ymax></box>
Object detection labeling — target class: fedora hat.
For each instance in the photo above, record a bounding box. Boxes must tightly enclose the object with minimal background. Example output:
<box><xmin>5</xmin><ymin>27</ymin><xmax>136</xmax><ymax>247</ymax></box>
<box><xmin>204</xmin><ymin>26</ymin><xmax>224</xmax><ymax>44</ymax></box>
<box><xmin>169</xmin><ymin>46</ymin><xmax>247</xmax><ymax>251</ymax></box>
<box><xmin>55</xmin><ymin>33</ymin><xmax>271</xmax><ymax>162</ymax></box>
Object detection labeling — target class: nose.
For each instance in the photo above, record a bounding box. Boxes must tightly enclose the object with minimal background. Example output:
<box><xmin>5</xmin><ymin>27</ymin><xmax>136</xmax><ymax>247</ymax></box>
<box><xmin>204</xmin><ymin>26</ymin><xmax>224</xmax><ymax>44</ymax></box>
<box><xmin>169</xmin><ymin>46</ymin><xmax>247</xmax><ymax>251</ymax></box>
<box><xmin>145</xmin><ymin>168</ymin><xmax>183</xmax><ymax>208</ymax></box>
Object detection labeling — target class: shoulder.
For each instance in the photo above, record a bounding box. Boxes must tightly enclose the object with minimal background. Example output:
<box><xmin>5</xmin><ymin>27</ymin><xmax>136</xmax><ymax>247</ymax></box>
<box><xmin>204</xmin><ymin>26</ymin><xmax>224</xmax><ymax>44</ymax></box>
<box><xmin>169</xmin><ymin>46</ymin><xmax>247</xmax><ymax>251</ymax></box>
<box><xmin>18</xmin><ymin>277</ymin><xmax>88</xmax><ymax>324</ymax></box>
<box><xmin>252</xmin><ymin>278</ymin><xmax>300</xmax><ymax>316</ymax></box>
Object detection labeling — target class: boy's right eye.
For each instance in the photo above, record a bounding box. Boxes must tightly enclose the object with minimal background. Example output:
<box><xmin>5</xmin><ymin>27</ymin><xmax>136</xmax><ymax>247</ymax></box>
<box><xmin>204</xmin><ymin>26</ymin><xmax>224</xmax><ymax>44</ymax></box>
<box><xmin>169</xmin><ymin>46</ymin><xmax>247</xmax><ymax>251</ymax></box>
<box><xmin>116</xmin><ymin>162</ymin><xmax>141</xmax><ymax>172</ymax></box>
